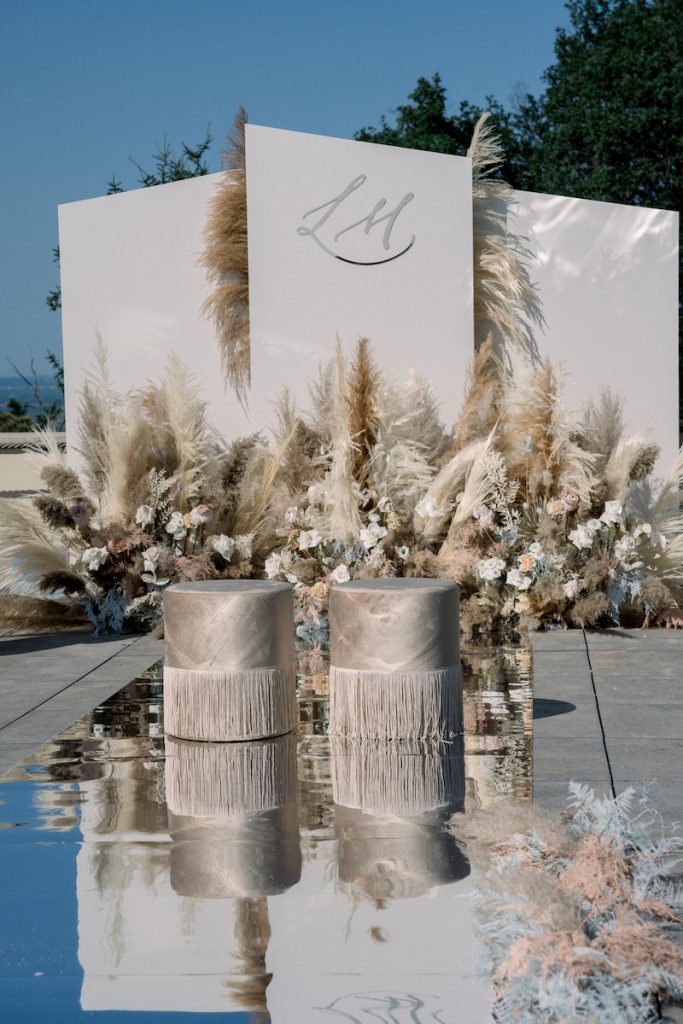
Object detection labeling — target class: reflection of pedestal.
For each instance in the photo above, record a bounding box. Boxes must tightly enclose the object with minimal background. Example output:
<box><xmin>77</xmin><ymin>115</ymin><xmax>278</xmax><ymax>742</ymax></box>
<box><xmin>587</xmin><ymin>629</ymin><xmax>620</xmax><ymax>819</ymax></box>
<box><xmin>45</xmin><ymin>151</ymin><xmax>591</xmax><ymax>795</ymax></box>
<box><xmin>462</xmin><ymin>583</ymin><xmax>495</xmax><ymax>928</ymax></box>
<box><xmin>331</xmin><ymin>737</ymin><xmax>468</xmax><ymax>899</ymax></box>
<box><xmin>166</xmin><ymin>733</ymin><xmax>302</xmax><ymax>898</ymax></box>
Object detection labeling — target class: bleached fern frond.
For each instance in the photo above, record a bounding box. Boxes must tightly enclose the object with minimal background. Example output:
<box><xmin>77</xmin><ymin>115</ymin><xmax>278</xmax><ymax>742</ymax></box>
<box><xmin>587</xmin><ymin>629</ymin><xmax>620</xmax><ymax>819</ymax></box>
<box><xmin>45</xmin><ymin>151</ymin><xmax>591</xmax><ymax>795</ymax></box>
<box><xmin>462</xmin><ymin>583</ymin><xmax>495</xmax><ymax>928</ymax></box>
<box><xmin>0</xmin><ymin>499</ymin><xmax>89</xmax><ymax>594</ymax></box>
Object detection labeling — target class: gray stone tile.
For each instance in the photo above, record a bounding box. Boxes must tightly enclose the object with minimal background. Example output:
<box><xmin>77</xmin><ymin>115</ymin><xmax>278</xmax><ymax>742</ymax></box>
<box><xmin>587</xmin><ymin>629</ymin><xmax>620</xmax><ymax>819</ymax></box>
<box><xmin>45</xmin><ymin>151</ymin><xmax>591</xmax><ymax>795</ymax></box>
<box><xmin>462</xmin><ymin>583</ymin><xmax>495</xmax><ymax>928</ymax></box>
<box><xmin>587</xmin><ymin>654</ymin><xmax>683</xmax><ymax>679</ymax></box>
<box><xmin>612</xmin><ymin>779</ymin><xmax>683</xmax><ymax>826</ymax></box>
<box><xmin>593</xmin><ymin>675</ymin><xmax>683</xmax><ymax>704</ymax></box>
<box><xmin>533</xmin><ymin>737</ymin><xmax>610</xmax><ymax>782</ymax></box>
<box><xmin>599</xmin><ymin>703</ymin><xmax>683</xmax><ymax>739</ymax></box>
<box><xmin>533</xmin><ymin>698</ymin><xmax>602</xmax><ymax>737</ymax></box>
<box><xmin>533</xmin><ymin>780</ymin><xmax>612</xmax><ymax>812</ymax></box>
<box><xmin>607</xmin><ymin>738</ymin><xmax>683</xmax><ymax>783</ymax></box>
<box><xmin>531</xmin><ymin>631</ymin><xmax>587</xmax><ymax>651</ymax></box>
<box><xmin>0</xmin><ymin>707</ymin><xmax>84</xmax><ymax>743</ymax></box>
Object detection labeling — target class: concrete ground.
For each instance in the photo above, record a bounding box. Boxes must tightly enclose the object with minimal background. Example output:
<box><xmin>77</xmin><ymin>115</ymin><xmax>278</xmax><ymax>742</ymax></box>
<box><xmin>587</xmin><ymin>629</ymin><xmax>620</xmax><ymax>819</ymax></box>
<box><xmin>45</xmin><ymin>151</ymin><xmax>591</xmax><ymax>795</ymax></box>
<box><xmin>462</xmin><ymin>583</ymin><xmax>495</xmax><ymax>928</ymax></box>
<box><xmin>533</xmin><ymin>628</ymin><xmax>683</xmax><ymax>826</ymax></box>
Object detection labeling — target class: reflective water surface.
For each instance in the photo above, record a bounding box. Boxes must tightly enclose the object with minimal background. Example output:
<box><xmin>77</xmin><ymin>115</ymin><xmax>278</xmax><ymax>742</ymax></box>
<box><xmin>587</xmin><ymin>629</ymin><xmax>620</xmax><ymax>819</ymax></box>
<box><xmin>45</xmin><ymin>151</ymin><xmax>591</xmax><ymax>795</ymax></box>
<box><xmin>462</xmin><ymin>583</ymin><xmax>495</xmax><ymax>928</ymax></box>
<box><xmin>0</xmin><ymin>645</ymin><xmax>531</xmax><ymax>1023</ymax></box>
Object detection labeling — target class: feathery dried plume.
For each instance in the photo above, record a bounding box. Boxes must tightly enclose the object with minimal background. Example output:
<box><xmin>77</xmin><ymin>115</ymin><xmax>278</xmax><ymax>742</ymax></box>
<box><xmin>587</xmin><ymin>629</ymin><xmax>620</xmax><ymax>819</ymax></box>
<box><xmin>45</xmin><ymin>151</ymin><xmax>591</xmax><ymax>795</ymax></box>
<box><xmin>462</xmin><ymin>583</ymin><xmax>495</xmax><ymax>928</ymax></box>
<box><xmin>346</xmin><ymin>337</ymin><xmax>379</xmax><ymax>488</ymax></box>
<box><xmin>321</xmin><ymin>341</ymin><xmax>362</xmax><ymax>543</ymax></box>
<box><xmin>233</xmin><ymin>426</ymin><xmax>297</xmax><ymax>539</ymax></box>
<box><xmin>376</xmin><ymin>371</ymin><xmax>450</xmax><ymax>464</ymax></box>
<box><xmin>77</xmin><ymin>335</ymin><xmax>119</xmax><ymax>499</ymax></box>
<box><xmin>415</xmin><ymin>437</ymin><xmax>491</xmax><ymax>543</ymax></box>
<box><xmin>500</xmin><ymin>361</ymin><xmax>595</xmax><ymax>502</ymax></box>
<box><xmin>647</xmin><ymin>445</ymin><xmax>683</xmax><ymax>583</ymax></box>
<box><xmin>272</xmin><ymin>388</ymin><xmax>321</xmax><ymax>496</ymax></box>
<box><xmin>0</xmin><ymin>593</ymin><xmax>89</xmax><ymax>633</ymax></box>
<box><xmin>201</xmin><ymin>107</ymin><xmax>250</xmax><ymax>403</ymax></box>
<box><xmin>307</xmin><ymin>358</ymin><xmax>336</xmax><ymax>446</ymax></box>
<box><xmin>468</xmin><ymin>112</ymin><xmax>542</xmax><ymax>358</ymax></box>
<box><xmin>0</xmin><ymin>499</ymin><xmax>89</xmax><ymax>594</ymax></box>
<box><xmin>143</xmin><ymin>354</ymin><xmax>219</xmax><ymax>509</ymax></box>
<box><xmin>603</xmin><ymin>437</ymin><xmax>661</xmax><ymax>503</ymax></box>
<box><xmin>454</xmin><ymin>334</ymin><xmax>505</xmax><ymax>451</ymax></box>
<box><xmin>440</xmin><ymin>433</ymin><xmax>497</xmax><ymax>553</ymax></box>
<box><xmin>579</xmin><ymin>388</ymin><xmax>624</xmax><ymax>468</ymax></box>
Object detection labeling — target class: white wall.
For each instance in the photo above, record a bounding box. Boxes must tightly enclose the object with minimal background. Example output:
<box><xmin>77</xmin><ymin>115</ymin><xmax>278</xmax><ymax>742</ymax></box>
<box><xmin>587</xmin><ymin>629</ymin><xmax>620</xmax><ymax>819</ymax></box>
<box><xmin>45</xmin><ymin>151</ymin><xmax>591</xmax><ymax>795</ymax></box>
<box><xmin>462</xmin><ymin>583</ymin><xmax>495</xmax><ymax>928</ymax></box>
<box><xmin>510</xmin><ymin>191</ymin><xmax>679</xmax><ymax>477</ymax></box>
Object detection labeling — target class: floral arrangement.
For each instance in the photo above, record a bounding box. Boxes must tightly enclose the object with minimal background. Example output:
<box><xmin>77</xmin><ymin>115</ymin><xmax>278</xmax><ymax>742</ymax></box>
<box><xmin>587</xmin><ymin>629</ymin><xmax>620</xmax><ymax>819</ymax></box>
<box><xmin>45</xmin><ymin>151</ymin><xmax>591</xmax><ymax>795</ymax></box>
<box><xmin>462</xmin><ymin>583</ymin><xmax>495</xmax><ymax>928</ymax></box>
<box><xmin>0</xmin><ymin>330</ymin><xmax>681</xmax><ymax>639</ymax></box>
<box><xmin>451</xmin><ymin>784</ymin><xmax>683</xmax><ymax>1023</ymax></box>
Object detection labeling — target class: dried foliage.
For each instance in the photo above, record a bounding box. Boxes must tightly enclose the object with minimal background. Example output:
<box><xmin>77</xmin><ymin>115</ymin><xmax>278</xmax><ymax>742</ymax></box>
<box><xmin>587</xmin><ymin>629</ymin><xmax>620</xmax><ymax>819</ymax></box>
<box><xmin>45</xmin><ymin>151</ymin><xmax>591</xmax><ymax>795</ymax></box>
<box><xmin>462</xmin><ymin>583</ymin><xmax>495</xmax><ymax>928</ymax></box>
<box><xmin>201</xmin><ymin>107</ymin><xmax>250</xmax><ymax>402</ymax></box>
<box><xmin>452</xmin><ymin>784</ymin><xmax>683</xmax><ymax>1023</ymax></box>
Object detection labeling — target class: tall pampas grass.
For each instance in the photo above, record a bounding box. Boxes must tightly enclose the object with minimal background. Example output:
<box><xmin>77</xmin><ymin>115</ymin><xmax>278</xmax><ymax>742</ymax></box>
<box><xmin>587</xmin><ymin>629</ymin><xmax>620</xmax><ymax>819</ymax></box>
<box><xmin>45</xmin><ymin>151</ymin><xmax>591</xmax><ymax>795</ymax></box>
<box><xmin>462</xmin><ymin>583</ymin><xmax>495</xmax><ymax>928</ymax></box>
<box><xmin>414</xmin><ymin>437</ymin><xmax>491</xmax><ymax>543</ymax></box>
<box><xmin>647</xmin><ymin>446</ymin><xmax>683</xmax><ymax>582</ymax></box>
<box><xmin>0</xmin><ymin>500</ymin><xmax>90</xmax><ymax>595</ymax></box>
<box><xmin>346</xmin><ymin>337</ymin><xmax>379</xmax><ymax>488</ymax></box>
<box><xmin>320</xmin><ymin>342</ymin><xmax>362</xmax><ymax>543</ymax></box>
<box><xmin>468</xmin><ymin>113</ymin><xmax>542</xmax><ymax>359</ymax></box>
<box><xmin>454</xmin><ymin>335</ymin><xmax>505</xmax><ymax>452</ymax></box>
<box><xmin>201</xmin><ymin>108</ymin><xmax>250</xmax><ymax>403</ymax></box>
<box><xmin>440</xmin><ymin>433</ymin><xmax>497</xmax><ymax>553</ymax></box>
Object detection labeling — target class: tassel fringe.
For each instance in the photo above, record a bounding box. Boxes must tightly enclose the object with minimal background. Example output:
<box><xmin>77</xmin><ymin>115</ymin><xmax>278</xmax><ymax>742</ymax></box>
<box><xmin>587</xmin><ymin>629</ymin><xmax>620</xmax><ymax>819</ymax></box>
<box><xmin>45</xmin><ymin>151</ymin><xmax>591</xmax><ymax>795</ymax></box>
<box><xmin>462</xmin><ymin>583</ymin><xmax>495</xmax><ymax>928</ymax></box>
<box><xmin>165</xmin><ymin>732</ymin><xmax>298</xmax><ymax>817</ymax></box>
<box><xmin>328</xmin><ymin>664</ymin><xmax>462</xmax><ymax>741</ymax></box>
<box><xmin>163</xmin><ymin>663</ymin><xmax>297</xmax><ymax>742</ymax></box>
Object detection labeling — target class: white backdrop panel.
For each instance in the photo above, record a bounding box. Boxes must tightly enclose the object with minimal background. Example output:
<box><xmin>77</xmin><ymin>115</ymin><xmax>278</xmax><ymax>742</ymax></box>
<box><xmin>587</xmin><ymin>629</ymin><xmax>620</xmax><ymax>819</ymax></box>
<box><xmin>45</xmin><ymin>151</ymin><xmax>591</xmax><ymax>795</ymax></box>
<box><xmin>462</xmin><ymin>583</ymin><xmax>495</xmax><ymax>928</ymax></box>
<box><xmin>246</xmin><ymin>124</ymin><xmax>473</xmax><ymax>423</ymax></box>
<box><xmin>510</xmin><ymin>191</ymin><xmax>679</xmax><ymax>477</ymax></box>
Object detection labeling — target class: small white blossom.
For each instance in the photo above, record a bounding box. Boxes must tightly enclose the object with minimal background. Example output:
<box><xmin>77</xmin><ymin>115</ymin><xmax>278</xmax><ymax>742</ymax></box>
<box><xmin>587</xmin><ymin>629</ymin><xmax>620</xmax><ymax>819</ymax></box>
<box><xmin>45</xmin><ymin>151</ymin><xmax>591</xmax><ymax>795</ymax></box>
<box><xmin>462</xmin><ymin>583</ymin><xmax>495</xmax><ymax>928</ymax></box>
<box><xmin>359</xmin><ymin>522</ymin><xmax>388</xmax><ymax>550</ymax></box>
<box><xmin>165</xmin><ymin>511</ymin><xmax>187</xmax><ymax>541</ymax></box>
<box><xmin>633</xmin><ymin>523</ymin><xmax>652</xmax><ymax>539</ymax></box>
<box><xmin>586</xmin><ymin>518</ymin><xmax>602</xmax><ymax>534</ymax></box>
<box><xmin>188</xmin><ymin>505</ymin><xmax>210</xmax><ymax>526</ymax></box>
<box><xmin>235</xmin><ymin>534</ymin><xmax>253</xmax><ymax>560</ymax></box>
<box><xmin>82</xmin><ymin>546</ymin><xmax>109</xmax><ymax>572</ymax></box>
<box><xmin>264</xmin><ymin>553</ymin><xmax>282</xmax><ymax>578</ymax></box>
<box><xmin>414</xmin><ymin>495</ymin><xmax>443</xmax><ymax>519</ymax></box>
<box><xmin>472</xmin><ymin>504</ymin><xmax>494</xmax><ymax>528</ymax></box>
<box><xmin>568</xmin><ymin>524</ymin><xmax>596</xmax><ymax>550</ymax></box>
<box><xmin>506</xmin><ymin>568</ymin><xmax>532</xmax><ymax>591</ymax></box>
<box><xmin>212</xmin><ymin>534</ymin><xmax>235</xmax><ymax>561</ymax></box>
<box><xmin>528</xmin><ymin>542</ymin><xmax>544</xmax><ymax>558</ymax></box>
<box><xmin>478</xmin><ymin>557</ymin><xmax>506</xmax><ymax>581</ymax></box>
<box><xmin>378</xmin><ymin>496</ymin><xmax>393</xmax><ymax>514</ymax></box>
<box><xmin>330</xmin><ymin>564</ymin><xmax>350</xmax><ymax>584</ymax></box>
<box><xmin>307</xmin><ymin>484</ymin><xmax>324</xmax><ymax>506</ymax></box>
<box><xmin>142</xmin><ymin>545</ymin><xmax>159</xmax><ymax>574</ymax></box>
<box><xmin>285</xmin><ymin>506</ymin><xmax>298</xmax><ymax>524</ymax></box>
<box><xmin>298</xmin><ymin>529</ymin><xmax>322</xmax><ymax>551</ymax></box>
<box><xmin>135</xmin><ymin>504</ymin><xmax>154</xmax><ymax>528</ymax></box>
<box><xmin>600</xmin><ymin>500</ymin><xmax>623</xmax><ymax>526</ymax></box>
<box><xmin>396</xmin><ymin>545</ymin><xmax>410</xmax><ymax>561</ymax></box>
<box><xmin>614</xmin><ymin>535</ymin><xmax>637</xmax><ymax>563</ymax></box>
<box><xmin>563</xmin><ymin>578</ymin><xmax>579</xmax><ymax>600</ymax></box>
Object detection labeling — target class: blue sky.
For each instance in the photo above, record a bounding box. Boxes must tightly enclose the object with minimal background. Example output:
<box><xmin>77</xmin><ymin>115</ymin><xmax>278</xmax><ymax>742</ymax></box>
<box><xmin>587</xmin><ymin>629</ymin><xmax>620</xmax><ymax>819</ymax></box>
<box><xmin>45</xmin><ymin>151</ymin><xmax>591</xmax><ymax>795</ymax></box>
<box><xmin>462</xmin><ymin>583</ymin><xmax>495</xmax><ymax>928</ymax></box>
<box><xmin>0</xmin><ymin>0</ymin><xmax>569</xmax><ymax>376</ymax></box>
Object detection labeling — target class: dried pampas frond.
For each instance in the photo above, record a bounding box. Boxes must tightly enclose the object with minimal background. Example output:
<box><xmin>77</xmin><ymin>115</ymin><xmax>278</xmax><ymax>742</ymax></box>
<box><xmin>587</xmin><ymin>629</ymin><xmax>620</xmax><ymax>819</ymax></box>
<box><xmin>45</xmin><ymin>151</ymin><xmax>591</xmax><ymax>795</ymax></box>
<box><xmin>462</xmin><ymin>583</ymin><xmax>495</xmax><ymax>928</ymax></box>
<box><xmin>321</xmin><ymin>342</ymin><xmax>362</xmax><ymax>543</ymax></box>
<box><xmin>346</xmin><ymin>337</ymin><xmax>379</xmax><ymax>488</ymax></box>
<box><xmin>440</xmin><ymin>433</ymin><xmax>497</xmax><ymax>553</ymax></box>
<box><xmin>0</xmin><ymin>593</ymin><xmax>89</xmax><ymax>634</ymax></box>
<box><xmin>454</xmin><ymin>335</ymin><xmax>505</xmax><ymax>451</ymax></box>
<box><xmin>202</xmin><ymin>107</ymin><xmax>250</xmax><ymax>403</ymax></box>
<box><xmin>415</xmin><ymin>437</ymin><xmax>491</xmax><ymax>543</ymax></box>
<box><xmin>648</xmin><ymin>445</ymin><xmax>683</xmax><ymax>583</ymax></box>
<box><xmin>603</xmin><ymin>437</ymin><xmax>661</xmax><ymax>503</ymax></box>
<box><xmin>468</xmin><ymin>112</ymin><xmax>542</xmax><ymax>359</ymax></box>
<box><xmin>77</xmin><ymin>335</ymin><xmax>119</xmax><ymax>500</ymax></box>
<box><xmin>376</xmin><ymin>372</ymin><xmax>450</xmax><ymax>464</ymax></box>
<box><xmin>0</xmin><ymin>500</ymin><xmax>89</xmax><ymax>595</ymax></box>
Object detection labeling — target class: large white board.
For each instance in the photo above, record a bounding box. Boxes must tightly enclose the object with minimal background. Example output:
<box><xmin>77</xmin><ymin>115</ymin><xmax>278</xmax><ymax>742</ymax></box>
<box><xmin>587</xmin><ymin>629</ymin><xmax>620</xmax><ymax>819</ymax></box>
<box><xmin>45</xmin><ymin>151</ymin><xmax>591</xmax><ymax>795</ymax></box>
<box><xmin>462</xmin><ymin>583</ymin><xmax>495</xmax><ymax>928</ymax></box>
<box><xmin>509</xmin><ymin>191</ymin><xmax>679</xmax><ymax>477</ymax></box>
<box><xmin>245</xmin><ymin>124</ymin><xmax>474</xmax><ymax>419</ymax></box>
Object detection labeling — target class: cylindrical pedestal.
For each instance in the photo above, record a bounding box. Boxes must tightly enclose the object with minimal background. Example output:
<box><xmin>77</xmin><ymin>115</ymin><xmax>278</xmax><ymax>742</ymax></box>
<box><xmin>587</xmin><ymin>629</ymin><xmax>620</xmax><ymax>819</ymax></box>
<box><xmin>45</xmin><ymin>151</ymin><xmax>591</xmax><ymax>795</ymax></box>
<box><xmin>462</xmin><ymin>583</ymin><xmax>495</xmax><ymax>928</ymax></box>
<box><xmin>163</xmin><ymin>580</ymin><xmax>296</xmax><ymax>741</ymax></box>
<box><xmin>328</xmin><ymin>579</ymin><xmax>461</xmax><ymax>740</ymax></box>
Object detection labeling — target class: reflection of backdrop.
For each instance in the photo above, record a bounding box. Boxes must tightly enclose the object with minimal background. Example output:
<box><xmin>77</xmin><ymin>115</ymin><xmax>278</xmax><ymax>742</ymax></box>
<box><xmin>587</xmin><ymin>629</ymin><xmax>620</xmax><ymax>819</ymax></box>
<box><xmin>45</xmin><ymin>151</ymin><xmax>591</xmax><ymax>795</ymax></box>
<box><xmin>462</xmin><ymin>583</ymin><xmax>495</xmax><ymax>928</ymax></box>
<box><xmin>59</xmin><ymin>125</ymin><xmax>678</xmax><ymax>475</ymax></box>
<box><xmin>76</xmin><ymin>733</ymin><xmax>300</xmax><ymax>1016</ymax></box>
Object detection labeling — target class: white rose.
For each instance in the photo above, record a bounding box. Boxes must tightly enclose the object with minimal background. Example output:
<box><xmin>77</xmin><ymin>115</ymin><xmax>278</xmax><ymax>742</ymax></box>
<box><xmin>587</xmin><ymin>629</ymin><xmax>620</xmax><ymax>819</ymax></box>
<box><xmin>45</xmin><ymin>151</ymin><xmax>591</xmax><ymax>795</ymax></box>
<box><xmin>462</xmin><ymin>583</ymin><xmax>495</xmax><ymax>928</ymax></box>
<box><xmin>396</xmin><ymin>545</ymin><xmax>410</xmax><ymax>561</ymax></box>
<box><xmin>264</xmin><ymin>553</ymin><xmax>282</xmax><ymax>579</ymax></box>
<box><xmin>212</xmin><ymin>534</ymin><xmax>235</xmax><ymax>561</ymax></box>
<box><xmin>473</xmin><ymin>504</ymin><xmax>494</xmax><ymax>528</ymax></box>
<box><xmin>82</xmin><ymin>546</ymin><xmax>108</xmax><ymax>572</ymax></box>
<box><xmin>298</xmin><ymin>529</ymin><xmax>322</xmax><ymax>551</ymax></box>
<box><xmin>330</xmin><ymin>564</ymin><xmax>350</xmax><ymax>584</ymax></box>
<box><xmin>614</xmin><ymin>536</ymin><xmax>636</xmax><ymax>563</ymax></box>
<box><xmin>359</xmin><ymin>522</ymin><xmax>388</xmax><ymax>550</ymax></box>
<box><xmin>600</xmin><ymin>500</ymin><xmax>623</xmax><ymax>526</ymax></box>
<box><xmin>142</xmin><ymin>545</ymin><xmax>159</xmax><ymax>574</ymax></box>
<box><xmin>165</xmin><ymin>511</ymin><xmax>187</xmax><ymax>541</ymax></box>
<box><xmin>188</xmin><ymin>505</ymin><xmax>210</xmax><ymax>526</ymax></box>
<box><xmin>285</xmin><ymin>506</ymin><xmax>299</xmax><ymax>524</ymax></box>
<box><xmin>378</xmin><ymin>496</ymin><xmax>393</xmax><ymax>514</ymax></box>
<box><xmin>135</xmin><ymin>504</ymin><xmax>154</xmax><ymax>528</ymax></box>
<box><xmin>414</xmin><ymin>495</ymin><xmax>443</xmax><ymax>519</ymax></box>
<box><xmin>568</xmin><ymin>525</ymin><xmax>595</xmax><ymax>550</ymax></box>
<box><xmin>477</xmin><ymin>557</ymin><xmax>506</xmax><ymax>581</ymax></box>
<box><xmin>506</xmin><ymin>568</ymin><xmax>531</xmax><ymax>591</ymax></box>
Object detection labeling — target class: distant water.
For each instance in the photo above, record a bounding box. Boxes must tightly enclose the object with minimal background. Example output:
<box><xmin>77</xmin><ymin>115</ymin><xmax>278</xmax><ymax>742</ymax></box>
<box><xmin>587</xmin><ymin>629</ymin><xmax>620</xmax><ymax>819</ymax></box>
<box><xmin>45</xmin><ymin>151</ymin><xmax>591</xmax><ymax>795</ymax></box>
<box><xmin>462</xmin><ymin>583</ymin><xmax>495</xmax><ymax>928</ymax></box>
<box><xmin>0</xmin><ymin>376</ymin><xmax>63</xmax><ymax>416</ymax></box>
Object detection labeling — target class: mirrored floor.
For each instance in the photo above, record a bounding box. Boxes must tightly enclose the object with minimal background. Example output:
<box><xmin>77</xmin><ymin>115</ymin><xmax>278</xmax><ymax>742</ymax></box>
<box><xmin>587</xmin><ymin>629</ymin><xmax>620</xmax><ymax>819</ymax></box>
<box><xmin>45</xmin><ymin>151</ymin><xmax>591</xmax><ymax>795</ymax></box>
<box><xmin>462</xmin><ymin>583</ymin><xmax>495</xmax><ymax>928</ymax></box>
<box><xmin>0</xmin><ymin>645</ymin><xmax>531</xmax><ymax>1024</ymax></box>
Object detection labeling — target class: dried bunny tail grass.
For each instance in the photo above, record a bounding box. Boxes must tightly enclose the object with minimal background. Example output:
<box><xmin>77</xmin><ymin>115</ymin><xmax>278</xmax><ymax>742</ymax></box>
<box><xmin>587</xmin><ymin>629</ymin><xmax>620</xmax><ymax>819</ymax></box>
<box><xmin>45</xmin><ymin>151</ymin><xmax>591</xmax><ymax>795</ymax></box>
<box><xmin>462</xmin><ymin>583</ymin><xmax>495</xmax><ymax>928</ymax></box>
<box><xmin>144</xmin><ymin>354</ymin><xmax>219</xmax><ymax>509</ymax></box>
<box><xmin>440</xmin><ymin>433</ymin><xmax>497</xmax><ymax>554</ymax></box>
<box><xmin>415</xmin><ymin>436</ymin><xmax>492</xmax><ymax>543</ymax></box>
<box><xmin>201</xmin><ymin>107</ymin><xmax>250</xmax><ymax>403</ymax></box>
<box><xmin>468</xmin><ymin>112</ymin><xmax>542</xmax><ymax>358</ymax></box>
<box><xmin>0</xmin><ymin>499</ymin><xmax>90</xmax><ymax>594</ymax></box>
<box><xmin>0</xmin><ymin>593</ymin><xmax>89</xmax><ymax>633</ymax></box>
<box><xmin>346</xmin><ymin>337</ymin><xmax>380</xmax><ymax>488</ymax></box>
<box><xmin>321</xmin><ymin>341</ymin><xmax>362</xmax><ymax>543</ymax></box>
<box><xmin>454</xmin><ymin>334</ymin><xmax>505</xmax><ymax>451</ymax></box>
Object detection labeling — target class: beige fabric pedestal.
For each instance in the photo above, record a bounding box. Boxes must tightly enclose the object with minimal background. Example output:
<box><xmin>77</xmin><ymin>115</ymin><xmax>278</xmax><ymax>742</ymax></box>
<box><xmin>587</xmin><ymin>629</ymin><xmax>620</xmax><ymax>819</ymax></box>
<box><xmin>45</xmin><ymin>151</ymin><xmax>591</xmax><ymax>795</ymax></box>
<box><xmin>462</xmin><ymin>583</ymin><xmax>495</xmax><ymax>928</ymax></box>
<box><xmin>328</xmin><ymin>579</ymin><xmax>461</xmax><ymax>740</ymax></box>
<box><xmin>163</xmin><ymin>580</ymin><xmax>296</xmax><ymax>741</ymax></box>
